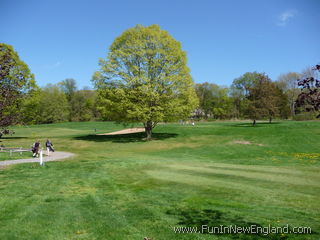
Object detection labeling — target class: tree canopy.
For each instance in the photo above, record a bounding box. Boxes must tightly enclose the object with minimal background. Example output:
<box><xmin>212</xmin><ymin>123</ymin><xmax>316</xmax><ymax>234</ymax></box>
<box><xmin>230</xmin><ymin>72</ymin><xmax>289</xmax><ymax>125</ymax></box>
<box><xmin>195</xmin><ymin>82</ymin><xmax>218</xmax><ymax>119</ymax></box>
<box><xmin>295</xmin><ymin>65</ymin><xmax>320</xmax><ymax>118</ymax></box>
<box><xmin>0</xmin><ymin>43</ymin><xmax>36</xmax><ymax>134</ymax></box>
<box><xmin>195</xmin><ymin>83</ymin><xmax>233</xmax><ymax>119</ymax></box>
<box><xmin>38</xmin><ymin>84</ymin><xmax>70</xmax><ymax>123</ymax></box>
<box><xmin>277</xmin><ymin>72</ymin><xmax>300</xmax><ymax>117</ymax></box>
<box><xmin>92</xmin><ymin>25</ymin><xmax>198</xmax><ymax>139</ymax></box>
<box><xmin>69</xmin><ymin>90</ymin><xmax>98</xmax><ymax>122</ymax></box>
<box><xmin>59</xmin><ymin>78</ymin><xmax>77</xmax><ymax>101</ymax></box>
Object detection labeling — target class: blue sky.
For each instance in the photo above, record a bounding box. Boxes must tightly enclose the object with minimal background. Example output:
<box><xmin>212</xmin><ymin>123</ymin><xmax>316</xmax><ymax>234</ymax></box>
<box><xmin>1</xmin><ymin>0</ymin><xmax>319</xmax><ymax>89</ymax></box>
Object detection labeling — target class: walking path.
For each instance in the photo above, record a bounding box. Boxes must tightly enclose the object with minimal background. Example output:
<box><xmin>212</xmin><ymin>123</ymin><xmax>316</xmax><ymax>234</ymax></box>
<box><xmin>0</xmin><ymin>151</ymin><xmax>75</xmax><ymax>167</ymax></box>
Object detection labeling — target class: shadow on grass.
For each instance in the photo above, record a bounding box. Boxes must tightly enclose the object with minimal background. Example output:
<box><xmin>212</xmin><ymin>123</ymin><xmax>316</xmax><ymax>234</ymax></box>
<box><xmin>73</xmin><ymin>132</ymin><xmax>178</xmax><ymax>143</ymax></box>
<box><xmin>231</xmin><ymin>122</ymin><xmax>281</xmax><ymax>128</ymax></box>
<box><xmin>166</xmin><ymin>208</ymin><xmax>316</xmax><ymax>239</ymax></box>
<box><xmin>0</xmin><ymin>136</ymin><xmax>28</xmax><ymax>139</ymax></box>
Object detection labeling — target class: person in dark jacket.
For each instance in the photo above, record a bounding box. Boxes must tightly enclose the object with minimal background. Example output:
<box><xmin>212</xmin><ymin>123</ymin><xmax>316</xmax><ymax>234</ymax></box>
<box><xmin>32</xmin><ymin>140</ymin><xmax>40</xmax><ymax>157</ymax></box>
<box><xmin>46</xmin><ymin>139</ymin><xmax>55</xmax><ymax>152</ymax></box>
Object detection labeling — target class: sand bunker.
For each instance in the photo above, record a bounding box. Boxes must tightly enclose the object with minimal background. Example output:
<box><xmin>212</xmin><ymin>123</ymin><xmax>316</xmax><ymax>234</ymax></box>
<box><xmin>233</xmin><ymin>140</ymin><xmax>252</xmax><ymax>145</ymax></box>
<box><xmin>97</xmin><ymin>128</ymin><xmax>145</xmax><ymax>136</ymax></box>
<box><xmin>232</xmin><ymin>140</ymin><xmax>264</xmax><ymax>146</ymax></box>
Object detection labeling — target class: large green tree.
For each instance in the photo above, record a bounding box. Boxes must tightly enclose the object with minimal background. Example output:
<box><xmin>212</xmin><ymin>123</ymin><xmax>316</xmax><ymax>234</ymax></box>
<box><xmin>92</xmin><ymin>25</ymin><xmax>198</xmax><ymax>140</ymax></box>
<box><xmin>0</xmin><ymin>43</ymin><xmax>36</xmax><ymax>136</ymax></box>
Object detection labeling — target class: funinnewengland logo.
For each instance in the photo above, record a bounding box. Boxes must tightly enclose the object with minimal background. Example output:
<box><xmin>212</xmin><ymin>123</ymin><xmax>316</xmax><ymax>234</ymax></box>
<box><xmin>173</xmin><ymin>224</ymin><xmax>312</xmax><ymax>235</ymax></box>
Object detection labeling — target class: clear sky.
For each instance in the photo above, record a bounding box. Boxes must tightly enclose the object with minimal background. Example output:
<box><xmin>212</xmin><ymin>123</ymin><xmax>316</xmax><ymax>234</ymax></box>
<box><xmin>1</xmin><ymin>0</ymin><xmax>319</xmax><ymax>89</ymax></box>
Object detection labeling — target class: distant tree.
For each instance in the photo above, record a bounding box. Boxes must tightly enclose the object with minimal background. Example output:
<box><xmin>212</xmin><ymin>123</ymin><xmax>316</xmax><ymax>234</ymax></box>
<box><xmin>295</xmin><ymin>65</ymin><xmax>320</xmax><ymax>118</ymax></box>
<box><xmin>70</xmin><ymin>90</ymin><xmax>97</xmax><ymax>121</ymax></box>
<box><xmin>59</xmin><ymin>78</ymin><xmax>78</xmax><ymax>121</ymax></box>
<box><xmin>38</xmin><ymin>84</ymin><xmax>70</xmax><ymax>123</ymax></box>
<box><xmin>276</xmin><ymin>87</ymin><xmax>291</xmax><ymax>119</ymax></box>
<box><xmin>194</xmin><ymin>82</ymin><xmax>216</xmax><ymax>118</ymax></box>
<box><xmin>211</xmin><ymin>87</ymin><xmax>233</xmax><ymax>119</ymax></box>
<box><xmin>232</xmin><ymin>72</ymin><xmax>260</xmax><ymax>97</ymax></box>
<box><xmin>246</xmin><ymin>73</ymin><xmax>283</xmax><ymax>125</ymax></box>
<box><xmin>92</xmin><ymin>25</ymin><xmax>198</xmax><ymax>140</ymax></box>
<box><xmin>301</xmin><ymin>66</ymin><xmax>317</xmax><ymax>80</ymax></box>
<box><xmin>194</xmin><ymin>83</ymin><xmax>233</xmax><ymax>119</ymax></box>
<box><xmin>231</xmin><ymin>72</ymin><xmax>261</xmax><ymax>119</ymax></box>
<box><xmin>229</xmin><ymin>86</ymin><xmax>250</xmax><ymax>119</ymax></box>
<box><xmin>0</xmin><ymin>43</ymin><xmax>36</xmax><ymax>136</ymax></box>
<box><xmin>277</xmin><ymin>72</ymin><xmax>300</xmax><ymax>116</ymax></box>
<box><xmin>59</xmin><ymin>78</ymin><xmax>77</xmax><ymax>101</ymax></box>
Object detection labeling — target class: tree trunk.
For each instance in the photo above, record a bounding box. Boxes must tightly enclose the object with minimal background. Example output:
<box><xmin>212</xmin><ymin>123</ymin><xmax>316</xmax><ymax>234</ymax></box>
<box><xmin>252</xmin><ymin>119</ymin><xmax>256</xmax><ymax>126</ymax></box>
<box><xmin>291</xmin><ymin>102</ymin><xmax>295</xmax><ymax>117</ymax></box>
<box><xmin>145</xmin><ymin>121</ymin><xmax>153</xmax><ymax>140</ymax></box>
<box><xmin>269</xmin><ymin>116</ymin><xmax>272</xmax><ymax>123</ymax></box>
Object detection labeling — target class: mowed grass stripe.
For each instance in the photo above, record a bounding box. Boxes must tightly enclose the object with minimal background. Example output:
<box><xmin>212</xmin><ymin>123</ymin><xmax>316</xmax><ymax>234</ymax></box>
<box><xmin>157</xmin><ymin>165</ymin><xmax>319</xmax><ymax>199</ymax></box>
<box><xmin>206</xmin><ymin>165</ymin><xmax>320</xmax><ymax>179</ymax></box>
<box><xmin>165</xmin><ymin>164</ymin><xmax>320</xmax><ymax>187</ymax></box>
<box><xmin>146</xmin><ymin>168</ymin><xmax>319</xmax><ymax>210</ymax></box>
<box><xmin>198</xmin><ymin>162</ymin><xmax>317</xmax><ymax>175</ymax></box>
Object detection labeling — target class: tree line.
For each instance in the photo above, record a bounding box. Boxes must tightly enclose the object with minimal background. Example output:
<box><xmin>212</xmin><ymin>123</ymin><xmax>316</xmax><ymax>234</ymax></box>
<box><xmin>1</xmin><ymin>25</ymin><xmax>319</xmax><ymax>139</ymax></box>
<box><xmin>20</xmin><ymin>79</ymin><xmax>100</xmax><ymax>125</ymax></box>
<box><xmin>11</xmin><ymin>68</ymin><xmax>319</xmax><ymax>127</ymax></box>
<box><xmin>194</xmin><ymin>67</ymin><xmax>319</xmax><ymax>124</ymax></box>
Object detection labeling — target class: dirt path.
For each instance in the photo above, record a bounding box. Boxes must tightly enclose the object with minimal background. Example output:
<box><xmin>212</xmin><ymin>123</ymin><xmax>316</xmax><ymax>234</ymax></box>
<box><xmin>0</xmin><ymin>151</ymin><xmax>75</xmax><ymax>167</ymax></box>
<box><xmin>97</xmin><ymin>128</ymin><xmax>145</xmax><ymax>135</ymax></box>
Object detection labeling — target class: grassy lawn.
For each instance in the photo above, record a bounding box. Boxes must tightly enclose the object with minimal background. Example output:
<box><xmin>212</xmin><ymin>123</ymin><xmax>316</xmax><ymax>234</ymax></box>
<box><xmin>0</xmin><ymin>152</ymin><xmax>32</xmax><ymax>161</ymax></box>
<box><xmin>0</xmin><ymin>121</ymin><xmax>319</xmax><ymax>240</ymax></box>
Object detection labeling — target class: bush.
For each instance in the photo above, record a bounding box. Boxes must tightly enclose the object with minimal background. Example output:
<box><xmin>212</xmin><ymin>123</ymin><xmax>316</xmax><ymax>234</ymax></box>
<box><xmin>293</xmin><ymin>112</ymin><xmax>317</xmax><ymax>121</ymax></box>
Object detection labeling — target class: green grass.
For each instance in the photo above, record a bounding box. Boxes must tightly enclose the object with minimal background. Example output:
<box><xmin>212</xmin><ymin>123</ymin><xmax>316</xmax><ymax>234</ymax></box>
<box><xmin>0</xmin><ymin>121</ymin><xmax>319</xmax><ymax>240</ymax></box>
<box><xmin>0</xmin><ymin>151</ymin><xmax>32</xmax><ymax>161</ymax></box>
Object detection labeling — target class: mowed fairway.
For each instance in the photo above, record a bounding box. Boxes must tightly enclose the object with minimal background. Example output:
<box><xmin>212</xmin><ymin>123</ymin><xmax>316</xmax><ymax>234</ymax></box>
<box><xmin>0</xmin><ymin>121</ymin><xmax>319</xmax><ymax>240</ymax></box>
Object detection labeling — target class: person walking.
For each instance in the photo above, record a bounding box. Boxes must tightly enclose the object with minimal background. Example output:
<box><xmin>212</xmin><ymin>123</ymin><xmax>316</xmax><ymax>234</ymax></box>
<box><xmin>45</xmin><ymin>139</ymin><xmax>54</xmax><ymax>156</ymax></box>
<box><xmin>32</xmin><ymin>140</ymin><xmax>40</xmax><ymax>157</ymax></box>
